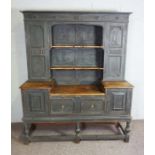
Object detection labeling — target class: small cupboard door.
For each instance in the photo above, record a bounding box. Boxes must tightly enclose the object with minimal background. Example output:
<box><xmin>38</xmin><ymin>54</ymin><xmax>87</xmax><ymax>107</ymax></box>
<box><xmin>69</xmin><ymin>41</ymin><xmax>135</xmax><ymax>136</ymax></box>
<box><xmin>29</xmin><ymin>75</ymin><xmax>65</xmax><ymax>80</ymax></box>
<box><xmin>104</xmin><ymin>23</ymin><xmax>128</xmax><ymax>80</ymax></box>
<box><xmin>25</xmin><ymin>21</ymin><xmax>50</xmax><ymax>80</ymax></box>
<box><xmin>106</xmin><ymin>89</ymin><xmax>132</xmax><ymax>115</ymax></box>
<box><xmin>22</xmin><ymin>90</ymin><xmax>49</xmax><ymax>116</ymax></box>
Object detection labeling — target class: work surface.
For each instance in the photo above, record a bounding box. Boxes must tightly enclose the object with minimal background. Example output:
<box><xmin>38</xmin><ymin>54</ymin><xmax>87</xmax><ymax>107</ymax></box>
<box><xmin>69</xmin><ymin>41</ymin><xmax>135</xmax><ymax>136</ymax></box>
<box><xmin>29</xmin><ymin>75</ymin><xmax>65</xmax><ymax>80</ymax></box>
<box><xmin>11</xmin><ymin>120</ymin><xmax>143</xmax><ymax>155</ymax></box>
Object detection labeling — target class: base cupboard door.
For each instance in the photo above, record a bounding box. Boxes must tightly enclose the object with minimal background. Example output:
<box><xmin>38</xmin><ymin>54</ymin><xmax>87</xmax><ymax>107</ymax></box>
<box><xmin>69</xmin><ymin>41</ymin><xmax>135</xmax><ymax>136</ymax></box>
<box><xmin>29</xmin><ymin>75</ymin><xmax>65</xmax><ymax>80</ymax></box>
<box><xmin>22</xmin><ymin>90</ymin><xmax>49</xmax><ymax>116</ymax></box>
<box><xmin>106</xmin><ymin>88</ymin><xmax>132</xmax><ymax>115</ymax></box>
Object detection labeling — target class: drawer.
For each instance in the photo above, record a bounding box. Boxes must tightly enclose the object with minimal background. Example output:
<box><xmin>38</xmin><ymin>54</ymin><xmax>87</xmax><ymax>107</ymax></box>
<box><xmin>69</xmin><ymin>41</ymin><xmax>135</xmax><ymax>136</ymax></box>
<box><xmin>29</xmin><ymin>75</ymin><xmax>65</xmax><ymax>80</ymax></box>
<box><xmin>80</xmin><ymin>97</ymin><xmax>105</xmax><ymax>114</ymax></box>
<box><xmin>50</xmin><ymin>97</ymin><xmax>75</xmax><ymax>114</ymax></box>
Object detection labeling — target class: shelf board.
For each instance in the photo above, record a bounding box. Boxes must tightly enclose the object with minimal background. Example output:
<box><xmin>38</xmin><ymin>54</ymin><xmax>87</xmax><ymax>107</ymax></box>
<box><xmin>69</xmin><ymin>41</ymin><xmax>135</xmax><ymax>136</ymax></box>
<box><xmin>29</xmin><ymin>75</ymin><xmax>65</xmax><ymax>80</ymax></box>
<box><xmin>49</xmin><ymin>66</ymin><xmax>104</xmax><ymax>70</ymax></box>
<box><xmin>50</xmin><ymin>45</ymin><xmax>104</xmax><ymax>48</ymax></box>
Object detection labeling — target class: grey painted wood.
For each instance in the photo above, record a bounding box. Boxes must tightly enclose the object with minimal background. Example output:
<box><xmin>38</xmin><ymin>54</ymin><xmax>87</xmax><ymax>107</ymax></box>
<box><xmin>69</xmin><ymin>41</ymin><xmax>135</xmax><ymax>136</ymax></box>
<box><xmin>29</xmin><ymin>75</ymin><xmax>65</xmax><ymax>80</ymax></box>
<box><xmin>23</xmin><ymin>11</ymin><xmax>131</xmax><ymax>23</ymax></box>
<box><xmin>22</xmin><ymin>90</ymin><xmax>49</xmax><ymax>116</ymax></box>
<box><xmin>50</xmin><ymin>96</ymin><xmax>106</xmax><ymax>115</ymax></box>
<box><xmin>25</xmin><ymin>21</ymin><xmax>50</xmax><ymax>80</ymax></box>
<box><xmin>80</xmin><ymin>98</ymin><xmax>105</xmax><ymax>114</ymax></box>
<box><xmin>50</xmin><ymin>96</ymin><xmax>75</xmax><ymax>114</ymax></box>
<box><xmin>103</xmin><ymin>23</ymin><xmax>128</xmax><ymax>80</ymax></box>
<box><xmin>21</xmin><ymin>11</ymin><xmax>133</xmax><ymax>143</ymax></box>
<box><xmin>23</xmin><ymin>115</ymin><xmax>131</xmax><ymax>123</ymax></box>
<box><xmin>50</xmin><ymin>48</ymin><xmax>103</xmax><ymax>85</ymax></box>
<box><xmin>106</xmin><ymin>88</ymin><xmax>132</xmax><ymax>115</ymax></box>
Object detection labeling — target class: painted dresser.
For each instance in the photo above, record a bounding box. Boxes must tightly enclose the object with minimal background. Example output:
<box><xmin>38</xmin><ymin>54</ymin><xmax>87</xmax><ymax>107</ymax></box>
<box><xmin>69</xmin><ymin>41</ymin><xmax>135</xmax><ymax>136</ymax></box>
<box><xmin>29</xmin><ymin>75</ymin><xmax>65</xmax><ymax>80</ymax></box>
<box><xmin>20</xmin><ymin>11</ymin><xmax>133</xmax><ymax>144</ymax></box>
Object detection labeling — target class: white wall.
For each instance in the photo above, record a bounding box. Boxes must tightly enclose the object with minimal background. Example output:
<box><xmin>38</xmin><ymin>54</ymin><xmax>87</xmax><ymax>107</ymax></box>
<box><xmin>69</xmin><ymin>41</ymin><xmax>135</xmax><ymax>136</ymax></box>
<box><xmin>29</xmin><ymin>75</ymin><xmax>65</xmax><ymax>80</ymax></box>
<box><xmin>11</xmin><ymin>0</ymin><xmax>144</xmax><ymax>122</ymax></box>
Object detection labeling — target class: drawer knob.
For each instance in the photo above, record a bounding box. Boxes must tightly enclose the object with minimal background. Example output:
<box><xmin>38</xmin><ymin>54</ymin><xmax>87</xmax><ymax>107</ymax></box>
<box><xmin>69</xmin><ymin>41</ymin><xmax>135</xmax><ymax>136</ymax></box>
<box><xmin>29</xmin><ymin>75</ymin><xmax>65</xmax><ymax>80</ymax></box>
<box><xmin>91</xmin><ymin>104</ymin><xmax>95</xmax><ymax>109</ymax></box>
<box><xmin>61</xmin><ymin>105</ymin><xmax>65</xmax><ymax>109</ymax></box>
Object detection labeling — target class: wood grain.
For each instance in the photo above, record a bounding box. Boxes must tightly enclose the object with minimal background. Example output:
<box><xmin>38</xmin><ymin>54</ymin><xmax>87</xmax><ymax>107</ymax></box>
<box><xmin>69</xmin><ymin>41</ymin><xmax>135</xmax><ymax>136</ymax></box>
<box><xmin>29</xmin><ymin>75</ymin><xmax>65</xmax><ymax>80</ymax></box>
<box><xmin>20</xmin><ymin>81</ymin><xmax>54</xmax><ymax>90</ymax></box>
<box><xmin>50</xmin><ymin>66</ymin><xmax>104</xmax><ymax>70</ymax></box>
<box><xmin>51</xmin><ymin>85</ymin><xmax>105</xmax><ymax>96</ymax></box>
<box><xmin>50</xmin><ymin>45</ymin><xmax>104</xmax><ymax>48</ymax></box>
<box><xmin>103</xmin><ymin>81</ymin><xmax>134</xmax><ymax>88</ymax></box>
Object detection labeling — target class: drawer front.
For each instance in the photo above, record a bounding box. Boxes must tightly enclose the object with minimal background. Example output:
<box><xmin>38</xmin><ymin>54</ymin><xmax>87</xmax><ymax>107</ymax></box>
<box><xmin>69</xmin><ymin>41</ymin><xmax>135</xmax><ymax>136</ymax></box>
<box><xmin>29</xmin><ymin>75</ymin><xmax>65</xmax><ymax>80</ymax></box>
<box><xmin>80</xmin><ymin>98</ymin><xmax>105</xmax><ymax>114</ymax></box>
<box><xmin>50</xmin><ymin>97</ymin><xmax>75</xmax><ymax>114</ymax></box>
<box><xmin>50</xmin><ymin>96</ymin><xmax>106</xmax><ymax>115</ymax></box>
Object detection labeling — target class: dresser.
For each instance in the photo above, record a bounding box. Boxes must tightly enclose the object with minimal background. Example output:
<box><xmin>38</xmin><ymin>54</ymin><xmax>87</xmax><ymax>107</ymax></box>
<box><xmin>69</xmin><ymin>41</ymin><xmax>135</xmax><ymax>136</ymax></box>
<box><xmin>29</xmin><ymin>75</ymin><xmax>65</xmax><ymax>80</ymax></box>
<box><xmin>20</xmin><ymin>11</ymin><xmax>133</xmax><ymax>144</ymax></box>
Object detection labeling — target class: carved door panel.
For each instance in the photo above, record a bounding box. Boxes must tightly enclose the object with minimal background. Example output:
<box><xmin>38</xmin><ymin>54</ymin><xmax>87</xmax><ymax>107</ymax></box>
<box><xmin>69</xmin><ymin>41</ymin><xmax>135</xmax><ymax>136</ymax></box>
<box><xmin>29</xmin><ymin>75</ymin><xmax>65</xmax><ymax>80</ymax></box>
<box><xmin>22</xmin><ymin>90</ymin><xmax>49</xmax><ymax>116</ymax></box>
<box><xmin>106</xmin><ymin>89</ymin><xmax>132</xmax><ymax>115</ymax></box>
<box><xmin>25</xmin><ymin>21</ymin><xmax>50</xmax><ymax>80</ymax></box>
<box><xmin>104</xmin><ymin>23</ymin><xmax>127</xmax><ymax>80</ymax></box>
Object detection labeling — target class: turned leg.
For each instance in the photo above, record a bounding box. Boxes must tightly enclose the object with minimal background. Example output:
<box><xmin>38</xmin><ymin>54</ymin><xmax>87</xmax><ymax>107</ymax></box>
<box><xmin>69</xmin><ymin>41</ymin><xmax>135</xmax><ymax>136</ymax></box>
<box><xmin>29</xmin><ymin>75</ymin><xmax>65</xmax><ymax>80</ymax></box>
<box><xmin>124</xmin><ymin>121</ymin><xmax>131</xmax><ymax>142</ymax></box>
<box><xmin>21</xmin><ymin>122</ymin><xmax>31</xmax><ymax>144</ymax></box>
<box><xmin>74</xmin><ymin>122</ymin><xmax>81</xmax><ymax>143</ymax></box>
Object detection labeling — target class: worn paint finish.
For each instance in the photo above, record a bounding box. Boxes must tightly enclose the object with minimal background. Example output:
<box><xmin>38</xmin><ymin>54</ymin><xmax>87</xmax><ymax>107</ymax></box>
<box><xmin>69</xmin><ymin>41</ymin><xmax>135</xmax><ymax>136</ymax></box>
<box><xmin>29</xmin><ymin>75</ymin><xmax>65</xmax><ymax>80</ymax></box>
<box><xmin>20</xmin><ymin>11</ymin><xmax>133</xmax><ymax>143</ymax></box>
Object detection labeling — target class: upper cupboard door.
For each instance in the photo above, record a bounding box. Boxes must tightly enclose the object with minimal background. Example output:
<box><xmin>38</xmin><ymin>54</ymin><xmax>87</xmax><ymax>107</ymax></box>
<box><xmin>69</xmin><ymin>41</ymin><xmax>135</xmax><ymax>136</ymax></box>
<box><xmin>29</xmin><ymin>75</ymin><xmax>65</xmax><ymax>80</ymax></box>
<box><xmin>26</xmin><ymin>22</ymin><xmax>45</xmax><ymax>49</ymax></box>
<box><xmin>25</xmin><ymin>22</ymin><xmax>50</xmax><ymax>80</ymax></box>
<box><xmin>104</xmin><ymin>23</ymin><xmax>128</xmax><ymax>80</ymax></box>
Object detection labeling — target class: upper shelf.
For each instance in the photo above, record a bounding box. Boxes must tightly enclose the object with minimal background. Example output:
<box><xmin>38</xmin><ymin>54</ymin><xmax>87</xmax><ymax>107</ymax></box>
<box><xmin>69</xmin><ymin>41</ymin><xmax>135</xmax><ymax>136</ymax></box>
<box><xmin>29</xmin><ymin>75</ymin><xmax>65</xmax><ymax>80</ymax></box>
<box><xmin>50</xmin><ymin>66</ymin><xmax>104</xmax><ymax>70</ymax></box>
<box><xmin>50</xmin><ymin>45</ymin><xmax>104</xmax><ymax>48</ymax></box>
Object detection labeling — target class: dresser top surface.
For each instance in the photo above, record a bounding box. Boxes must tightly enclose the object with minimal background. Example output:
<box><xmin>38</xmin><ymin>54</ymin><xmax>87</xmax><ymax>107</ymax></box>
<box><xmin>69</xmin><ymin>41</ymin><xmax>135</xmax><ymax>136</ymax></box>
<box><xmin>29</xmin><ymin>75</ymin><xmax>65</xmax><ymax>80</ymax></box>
<box><xmin>51</xmin><ymin>85</ymin><xmax>105</xmax><ymax>96</ymax></box>
<box><xmin>20</xmin><ymin>81</ymin><xmax>53</xmax><ymax>90</ymax></box>
<box><xmin>21</xmin><ymin>10</ymin><xmax>132</xmax><ymax>14</ymax></box>
<box><xmin>103</xmin><ymin>81</ymin><xmax>134</xmax><ymax>88</ymax></box>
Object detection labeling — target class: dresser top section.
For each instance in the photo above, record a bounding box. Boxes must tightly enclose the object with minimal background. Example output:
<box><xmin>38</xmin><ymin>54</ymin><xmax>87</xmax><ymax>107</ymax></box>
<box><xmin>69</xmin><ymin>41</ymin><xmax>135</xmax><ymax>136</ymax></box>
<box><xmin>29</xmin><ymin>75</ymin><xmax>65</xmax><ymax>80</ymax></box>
<box><xmin>21</xmin><ymin>11</ymin><xmax>131</xmax><ymax>22</ymax></box>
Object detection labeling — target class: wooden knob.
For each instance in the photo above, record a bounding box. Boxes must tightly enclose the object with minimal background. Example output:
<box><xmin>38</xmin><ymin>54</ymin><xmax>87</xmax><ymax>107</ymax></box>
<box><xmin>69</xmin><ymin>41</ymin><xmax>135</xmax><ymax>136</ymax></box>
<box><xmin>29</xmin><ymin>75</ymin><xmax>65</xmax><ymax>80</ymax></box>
<box><xmin>91</xmin><ymin>104</ymin><xmax>95</xmax><ymax>108</ymax></box>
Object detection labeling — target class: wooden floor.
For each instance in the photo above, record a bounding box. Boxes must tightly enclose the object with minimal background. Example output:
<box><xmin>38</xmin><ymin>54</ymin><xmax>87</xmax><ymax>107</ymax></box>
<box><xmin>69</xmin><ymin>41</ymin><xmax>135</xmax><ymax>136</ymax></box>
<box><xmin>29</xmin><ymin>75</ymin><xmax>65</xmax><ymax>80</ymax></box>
<box><xmin>51</xmin><ymin>85</ymin><xmax>105</xmax><ymax>96</ymax></box>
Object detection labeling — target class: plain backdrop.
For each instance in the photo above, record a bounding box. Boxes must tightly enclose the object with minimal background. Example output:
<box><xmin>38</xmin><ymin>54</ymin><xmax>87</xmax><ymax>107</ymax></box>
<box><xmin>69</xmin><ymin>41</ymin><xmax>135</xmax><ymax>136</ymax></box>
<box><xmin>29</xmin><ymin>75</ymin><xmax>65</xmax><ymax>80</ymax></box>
<box><xmin>11</xmin><ymin>0</ymin><xmax>144</xmax><ymax>122</ymax></box>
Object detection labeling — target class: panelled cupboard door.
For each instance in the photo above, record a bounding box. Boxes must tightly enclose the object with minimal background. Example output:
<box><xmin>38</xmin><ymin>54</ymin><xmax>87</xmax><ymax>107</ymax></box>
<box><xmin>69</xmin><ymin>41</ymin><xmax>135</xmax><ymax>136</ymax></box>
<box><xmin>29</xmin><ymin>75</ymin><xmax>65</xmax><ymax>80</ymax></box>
<box><xmin>22</xmin><ymin>90</ymin><xmax>49</xmax><ymax>116</ymax></box>
<box><xmin>106</xmin><ymin>88</ymin><xmax>132</xmax><ymax>115</ymax></box>
<box><xmin>25</xmin><ymin>21</ymin><xmax>50</xmax><ymax>80</ymax></box>
<box><xmin>104</xmin><ymin>23</ymin><xmax>128</xmax><ymax>80</ymax></box>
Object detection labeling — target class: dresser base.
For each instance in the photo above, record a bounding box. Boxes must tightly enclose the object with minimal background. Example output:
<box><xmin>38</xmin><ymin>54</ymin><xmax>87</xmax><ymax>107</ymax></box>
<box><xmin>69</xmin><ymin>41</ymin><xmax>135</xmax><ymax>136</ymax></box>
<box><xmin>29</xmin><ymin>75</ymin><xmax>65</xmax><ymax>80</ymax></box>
<box><xmin>21</xmin><ymin>121</ymin><xmax>130</xmax><ymax>144</ymax></box>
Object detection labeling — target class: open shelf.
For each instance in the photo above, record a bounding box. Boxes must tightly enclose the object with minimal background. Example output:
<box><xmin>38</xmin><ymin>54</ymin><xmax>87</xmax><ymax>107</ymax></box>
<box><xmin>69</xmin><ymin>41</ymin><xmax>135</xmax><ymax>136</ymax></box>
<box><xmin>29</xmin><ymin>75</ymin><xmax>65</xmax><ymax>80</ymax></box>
<box><xmin>50</xmin><ymin>66</ymin><xmax>104</xmax><ymax>70</ymax></box>
<box><xmin>50</xmin><ymin>45</ymin><xmax>104</xmax><ymax>48</ymax></box>
<box><xmin>50</xmin><ymin>84</ymin><xmax>105</xmax><ymax>96</ymax></box>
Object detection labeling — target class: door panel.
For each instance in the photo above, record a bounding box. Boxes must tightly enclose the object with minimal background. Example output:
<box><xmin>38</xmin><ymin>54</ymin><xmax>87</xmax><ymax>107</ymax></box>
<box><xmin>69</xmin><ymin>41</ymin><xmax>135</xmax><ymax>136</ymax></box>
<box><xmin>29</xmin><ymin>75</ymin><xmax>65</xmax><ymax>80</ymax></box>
<box><xmin>30</xmin><ymin>55</ymin><xmax>46</xmax><ymax>78</ymax></box>
<box><xmin>29</xmin><ymin>25</ymin><xmax>44</xmax><ymax>48</ymax></box>
<box><xmin>104</xmin><ymin>23</ymin><xmax>127</xmax><ymax>80</ymax></box>
<box><xmin>25</xmin><ymin>21</ymin><xmax>50</xmax><ymax>80</ymax></box>
<box><xmin>107</xmin><ymin>89</ymin><xmax>131</xmax><ymax>115</ymax></box>
<box><xmin>22</xmin><ymin>90</ymin><xmax>49</xmax><ymax>116</ymax></box>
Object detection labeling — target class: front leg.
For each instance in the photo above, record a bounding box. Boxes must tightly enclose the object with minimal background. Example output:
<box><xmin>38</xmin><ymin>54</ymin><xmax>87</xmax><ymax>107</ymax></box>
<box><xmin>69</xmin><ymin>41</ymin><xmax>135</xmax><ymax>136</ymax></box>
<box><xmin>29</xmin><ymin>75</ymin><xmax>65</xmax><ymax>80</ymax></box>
<box><xmin>124</xmin><ymin>121</ymin><xmax>131</xmax><ymax>142</ymax></box>
<box><xmin>74</xmin><ymin>122</ymin><xmax>81</xmax><ymax>143</ymax></box>
<box><xmin>21</xmin><ymin>122</ymin><xmax>31</xmax><ymax>144</ymax></box>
